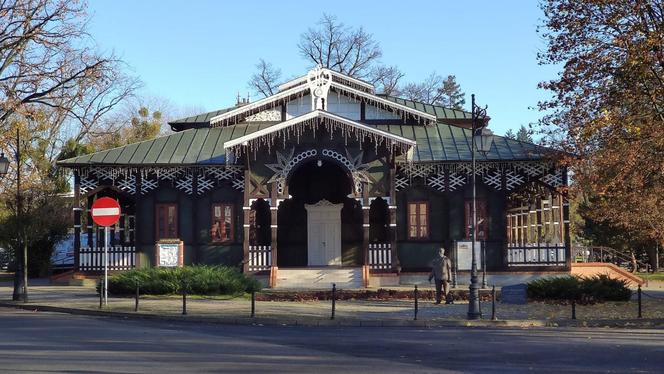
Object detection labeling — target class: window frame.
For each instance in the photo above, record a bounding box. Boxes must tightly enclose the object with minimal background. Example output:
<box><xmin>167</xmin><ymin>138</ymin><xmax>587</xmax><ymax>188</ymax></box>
<box><xmin>210</xmin><ymin>203</ymin><xmax>234</xmax><ymax>244</ymax></box>
<box><xmin>464</xmin><ymin>199</ymin><xmax>489</xmax><ymax>241</ymax></box>
<box><xmin>155</xmin><ymin>203</ymin><xmax>178</xmax><ymax>240</ymax></box>
<box><xmin>407</xmin><ymin>201</ymin><xmax>430</xmax><ymax>240</ymax></box>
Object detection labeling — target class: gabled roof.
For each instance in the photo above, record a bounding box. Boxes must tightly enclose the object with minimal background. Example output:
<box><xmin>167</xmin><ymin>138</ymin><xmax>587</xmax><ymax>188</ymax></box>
<box><xmin>58</xmin><ymin>120</ymin><xmax>550</xmax><ymax>168</ymax></box>
<box><xmin>223</xmin><ymin>110</ymin><xmax>417</xmax><ymax>150</ymax></box>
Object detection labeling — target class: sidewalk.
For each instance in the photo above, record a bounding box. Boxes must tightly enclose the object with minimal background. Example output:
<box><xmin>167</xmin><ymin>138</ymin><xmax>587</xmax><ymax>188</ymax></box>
<box><xmin>1</xmin><ymin>282</ymin><xmax>663</xmax><ymax>328</ymax></box>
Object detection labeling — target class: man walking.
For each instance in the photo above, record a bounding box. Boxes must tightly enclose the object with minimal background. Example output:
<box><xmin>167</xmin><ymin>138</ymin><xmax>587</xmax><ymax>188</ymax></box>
<box><xmin>429</xmin><ymin>247</ymin><xmax>452</xmax><ymax>304</ymax></box>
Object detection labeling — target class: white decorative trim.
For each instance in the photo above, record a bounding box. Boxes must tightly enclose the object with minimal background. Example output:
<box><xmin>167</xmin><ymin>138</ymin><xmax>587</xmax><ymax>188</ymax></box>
<box><xmin>223</xmin><ymin>110</ymin><xmax>417</xmax><ymax>152</ymax></box>
<box><xmin>141</xmin><ymin>177</ymin><xmax>158</xmax><ymax>195</ymax></box>
<box><xmin>175</xmin><ymin>175</ymin><xmax>194</xmax><ymax>195</ymax></box>
<box><xmin>197</xmin><ymin>175</ymin><xmax>215</xmax><ymax>195</ymax></box>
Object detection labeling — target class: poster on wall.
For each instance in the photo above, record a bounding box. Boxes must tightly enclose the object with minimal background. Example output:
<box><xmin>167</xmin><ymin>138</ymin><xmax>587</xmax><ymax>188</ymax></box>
<box><xmin>156</xmin><ymin>240</ymin><xmax>184</xmax><ymax>267</ymax></box>
<box><xmin>455</xmin><ymin>241</ymin><xmax>482</xmax><ymax>271</ymax></box>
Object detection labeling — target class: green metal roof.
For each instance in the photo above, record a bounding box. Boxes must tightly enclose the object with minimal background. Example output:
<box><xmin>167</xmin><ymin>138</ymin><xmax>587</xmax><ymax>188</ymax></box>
<box><xmin>169</xmin><ymin>108</ymin><xmax>233</xmax><ymax>126</ymax></box>
<box><xmin>59</xmin><ymin>121</ymin><xmax>549</xmax><ymax>167</ymax></box>
<box><xmin>372</xmin><ymin>123</ymin><xmax>548</xmax><ymax>162</ymax></box>
<box><xmin>58</xmin><ymin>122</ymin><xmax>275</xmax><ymax>167</ymax></box>
<box><xmin>380</xmin><ymin>96</ymin><xmax>473</xmax><ymax>121</ymax></box>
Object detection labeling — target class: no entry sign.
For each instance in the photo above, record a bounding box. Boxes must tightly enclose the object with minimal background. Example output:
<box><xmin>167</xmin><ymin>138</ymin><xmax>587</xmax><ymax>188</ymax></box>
<box><xmin>91</xmin><ymin>197</ymin><xmax>121</xmax><ymax>227</ymax></box>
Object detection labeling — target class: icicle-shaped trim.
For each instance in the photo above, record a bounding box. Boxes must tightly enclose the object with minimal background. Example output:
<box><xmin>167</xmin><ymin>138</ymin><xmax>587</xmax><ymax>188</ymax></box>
<box><xmin>209</xmin><ymin>85</ymin><xmax>310</xmax><ymax>126</ymax></box>
<box><xmin>330</xmin><ymin>82</ymin><xmax>436</xmax><ymax>126</ymax></box>
<box><xmin>224</xmin><ymin>110</ymin><xmax>416</xmax><ymax>159</ymax></box>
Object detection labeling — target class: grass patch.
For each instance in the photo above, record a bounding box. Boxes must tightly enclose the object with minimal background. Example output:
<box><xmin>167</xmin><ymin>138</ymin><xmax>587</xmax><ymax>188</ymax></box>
<box><xmin>637</xmin><ymin>272</ymin><xmax>664</xmax><ymax>281</ymax></box>
<box><xmin>104</xmin><ymin>266</ymin><xmax>262</xmax><ymax>296</ymax></box>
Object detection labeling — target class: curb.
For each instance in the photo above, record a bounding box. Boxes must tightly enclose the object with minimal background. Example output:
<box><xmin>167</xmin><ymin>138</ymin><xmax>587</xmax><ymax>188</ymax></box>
<box><xmin>1</xmin><ymin>302</ymin><xmax>663</xmax><ymax>329</ymax></box>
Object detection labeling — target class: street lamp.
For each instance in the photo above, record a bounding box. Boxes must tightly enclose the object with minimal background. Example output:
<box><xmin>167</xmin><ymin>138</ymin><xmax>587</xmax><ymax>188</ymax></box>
<box><xmin>468</xmin><ymin>94</ymin><xmax>492</xmax><ymax>320</ymax></box>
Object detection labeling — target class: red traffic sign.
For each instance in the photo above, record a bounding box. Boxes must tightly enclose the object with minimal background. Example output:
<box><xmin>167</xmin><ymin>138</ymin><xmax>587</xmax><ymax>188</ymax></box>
<box><xmin>91</xmin><ymin>197</ymin><xmax>121</xmax><ymax>227</ymax></box>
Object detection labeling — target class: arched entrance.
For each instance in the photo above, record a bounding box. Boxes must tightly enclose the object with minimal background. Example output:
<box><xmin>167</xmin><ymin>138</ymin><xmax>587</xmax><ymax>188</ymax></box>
<box><xmin>277</xmin><ymin>159</ymin><xmax>362</xmax><ymax>267</ymax></box>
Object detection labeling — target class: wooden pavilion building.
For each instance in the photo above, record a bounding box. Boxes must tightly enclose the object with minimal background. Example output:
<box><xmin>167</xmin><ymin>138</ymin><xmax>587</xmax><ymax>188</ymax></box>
<box><xmin>58</xmin><ymin>67</ymin><xmax>570</xmax><ymax>288</ymax></box>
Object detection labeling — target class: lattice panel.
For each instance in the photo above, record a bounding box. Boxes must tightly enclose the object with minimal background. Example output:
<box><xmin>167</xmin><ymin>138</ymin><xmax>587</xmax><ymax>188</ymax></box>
<box><xmin>518</xmin><ymin>162</ymin><xmax>547</xmax><ymax>177</ymax></box>
<box><xmin>80</xmin><ymin>176</ymin><xmax>98</xmax><ymax>194</ymax></box>
<box><xmin>232</xmin><ymin>175</ymin><xmax>245</xmax><ymax>191</ymax></box>
<box><xmin>175</xmin><ymin>175</ymin><xmax>194</xmax><ymax>195</ymax></box>
<box><xmin>95</xmin><ymin>168</ymin><xmax>116</xmax><ymax>182</ymax></box>
<box><xmin>208</xmin><ymin>167</ymin><xmax>237</xmax><ymax>181</ymax></box>
<box><xmin>158</xmin><ymin>169</ymin><xmax>181</xmax><ymax>181</ymax></box>
<box><xmin>483</xmin><ymin>171</ymin><xmax>502</xmax><ymax>190</ymax></box>
<box><xmin>505</xmin><ymin>170</ymin><xmax>525</xmax><ymax>190</ymax></box>
<box><xmin>448</xmin><ymin>172</ymin><xmax>466</xmax><ymax>191</ymax></box>
<box><xmin>541</xmin><ymin>170</ymin><xmax>563</xmax><ymax>187</ymax></box>
<box><xmin>197</xmin><ymin>175</ymin><xmax>215</xmax><ymax>195</ymax></box>
<box><xmin>395</xmin><ymin>176</ymin><xmax>409</xmax><ymax>191</ymax></box>
<box><xmin>427</xmin><ymin>173</ymin><xmax>445</xmax><ymax>191</ymax></box>
<box><xmin>141</xmin><ymin>177</ymin><xmax>158</xmax><ymax>195</ymax></box>
<box><xmin>116</xmin><ymin>176</ymin><xmax>136</xmax><ymax>194</ymax></box>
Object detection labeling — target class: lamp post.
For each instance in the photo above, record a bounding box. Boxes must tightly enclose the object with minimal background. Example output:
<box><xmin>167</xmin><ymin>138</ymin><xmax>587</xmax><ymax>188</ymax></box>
<box><xmin>7</xmin><ymin>128</ymin><xmax>26</xmax><ymax>302</ymax></box>
<box><xmin>468</xmin><ymin>94</ymin><xmax>492</xmax><ymax>320</ymax></box>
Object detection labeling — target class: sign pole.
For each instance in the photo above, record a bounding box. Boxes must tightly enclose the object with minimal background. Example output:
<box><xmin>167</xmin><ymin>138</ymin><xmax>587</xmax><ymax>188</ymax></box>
<box><xmin>104</xmin><ymin>225</ymin><xmax>109</xmax><ymax>306</ymax></box>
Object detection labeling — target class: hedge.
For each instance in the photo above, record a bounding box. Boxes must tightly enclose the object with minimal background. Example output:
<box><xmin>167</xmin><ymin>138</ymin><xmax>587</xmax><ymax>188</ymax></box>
<box><xmin>527</xmin><ymin>274</ymin><xmax>632</xmax><ymax>303</ymax></box>
<box><xmin>103</xmin><ymin>266</ymin><xmax>262</xmax><ymax>296</ymax></box>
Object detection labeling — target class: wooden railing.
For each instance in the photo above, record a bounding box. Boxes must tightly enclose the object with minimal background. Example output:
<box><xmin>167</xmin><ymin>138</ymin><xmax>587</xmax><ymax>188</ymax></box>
<box><xmin>79</xmin><ymin>246</ymin><xmax>136</xmax><ymax>272</ymax></box>
<box><xmin>248</xmin><ymin>245</ymin><xmax>271</xmax><ymax>272</ymax></box>
<box><xmin>507</xmin><ymin>243</ymin><xmax>566</xmax><ymax>266</ymax></box>
<box><xmin>369</xmin><ymin>243</ymin><xmax>392</xmax><ymax>271</ymax></box>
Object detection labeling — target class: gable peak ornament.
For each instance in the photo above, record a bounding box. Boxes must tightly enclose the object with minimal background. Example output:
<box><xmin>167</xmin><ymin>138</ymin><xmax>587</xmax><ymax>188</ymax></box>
<box><xmin>307</xmin><ymin>65</ymin><xmax>332</xmax><ymax>110</ymax></box>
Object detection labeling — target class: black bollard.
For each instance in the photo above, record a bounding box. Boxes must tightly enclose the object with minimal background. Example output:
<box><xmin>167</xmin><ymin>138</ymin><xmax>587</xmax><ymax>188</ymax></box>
<box><xmin>331</xmin><ymin>283</ymin><xmax>336</xmax><ymax>320</ymax></box>
<box><xmin>491</xmin><ymin>285</ymin><xmax>497</xmax><ymax>321</ymax></box>
<box><xmin>414</xmin><ymin>285</ymin><xmax>419</xmax><ymax>321</ymax></box>
<box><xmin>638</xmin><ymin>284</ymin><xmax>642</xmax><ymax>319</ymax></box>
<box><xmin>134</xmin><ymin>281</ymin><xmax>139</xmax><ymax>312</ymax></box>
<box><xmin>571</xmin><ymin>299</ymin><xmax>576</xmax><ymax>320</ymax></box>
<box><xmin>99</xmin><ymin>281</ymin><xmax>103</xmax><ymax>309</ymax></box>
<box><xmin>182</xmin><ymin>287</ymin><xmax>187</xmax><ymax>316</ymax></box>
<box><xmin>251</xmin><ymin>290</ymin><xmax>256</xmax><ymax>318</ymax></box>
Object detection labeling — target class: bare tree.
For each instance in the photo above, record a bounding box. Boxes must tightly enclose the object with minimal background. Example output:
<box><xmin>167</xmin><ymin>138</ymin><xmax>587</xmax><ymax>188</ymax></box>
<box><xmin>401</xmin><ymin>73</ymin><xmax>466</xmax><ymax>108</ymax></box>
<box><xmin>297</xmin><ymin>14</ymin><xmax>382</xmax><ymax>79</ymax></box>
<box><xmin>248</xmin><ymin>59</ymin><xmax>282</xmax><ymax>98</ymax></box>
<box><xmin>401</xmin><ymin>72</ymin><xmax>445</xmax><ymax>104</ymax></box>
<box><xmin>0</xmin><ymin>0</ymin><xmax>130</xmax><ymax>127</ymax></box>
<box><xmin>369</xmin><ymin>65</ymin><xmax>404</xmax><ymax>96</ymax></box>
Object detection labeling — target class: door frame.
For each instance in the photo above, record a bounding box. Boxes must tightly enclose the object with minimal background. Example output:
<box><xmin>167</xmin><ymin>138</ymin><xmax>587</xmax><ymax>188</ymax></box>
<box><xmin>305</xmin><ymin>199</ymin><xmax>343</xmax><ymax>266</ymax></box>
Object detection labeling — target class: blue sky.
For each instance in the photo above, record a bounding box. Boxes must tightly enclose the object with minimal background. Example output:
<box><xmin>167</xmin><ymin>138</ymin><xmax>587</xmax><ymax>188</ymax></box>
<box><xmin>87</xmin><ymin>0</ymin><xmax>558</xmax><ymax>135</ymax></box>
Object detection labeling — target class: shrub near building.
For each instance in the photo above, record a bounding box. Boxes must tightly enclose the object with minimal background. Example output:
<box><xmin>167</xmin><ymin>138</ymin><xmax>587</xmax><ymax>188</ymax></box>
<box><xmin>105</xmin><ymin>266</ymin><xmax>262</xmax><ymax>296</ymax></box>
<box><xmin>527</xmin><ymin>275</ymin><xmax>631</xmax><ymax>303</ymax></box>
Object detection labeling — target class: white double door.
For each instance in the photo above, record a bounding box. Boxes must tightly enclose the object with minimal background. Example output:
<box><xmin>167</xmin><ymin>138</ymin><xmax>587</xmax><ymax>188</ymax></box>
<box><xmin>305</xmin><ymin>200</ymin><xmax>343</xmax><ymax>266</ymax></box>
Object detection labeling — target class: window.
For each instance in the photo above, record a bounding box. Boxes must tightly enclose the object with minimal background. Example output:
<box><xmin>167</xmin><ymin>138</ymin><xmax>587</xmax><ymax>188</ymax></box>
<box><xmin>465</xmin><ymin>200</ymin><xmax>488</xmax><ymax>240</ymax></box>
<box><xmin>408</xmin><ymin>201</ymin><xmax>429</xmax><ymax>239</ymax></box>
<box><xmin>156</xmin><ymin>204</ymin><xmax>178</xmax><ymax>240</ymax></box>
<box><xmin>210</xmin><ymin>204</ymin><xmax>234</xmax><ymax>243</ymax></box>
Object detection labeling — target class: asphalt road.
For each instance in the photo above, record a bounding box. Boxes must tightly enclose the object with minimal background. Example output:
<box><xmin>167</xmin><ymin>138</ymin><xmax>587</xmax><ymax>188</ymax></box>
<box><xmin>0</xmin><ymin>308</ymin><xmax>662</xmax><ymax>373</ymax></box>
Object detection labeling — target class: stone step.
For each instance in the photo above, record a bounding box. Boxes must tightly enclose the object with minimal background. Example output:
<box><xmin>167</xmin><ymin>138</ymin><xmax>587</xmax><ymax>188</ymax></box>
<box><xmin>275</xmin><ymin>267</ymin><xmax>363</xmax><ymax>289</ymax></box>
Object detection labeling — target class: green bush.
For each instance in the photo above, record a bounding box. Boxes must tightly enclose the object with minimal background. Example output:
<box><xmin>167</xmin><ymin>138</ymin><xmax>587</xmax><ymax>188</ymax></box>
<box><xmin>580</xmin><ymin>274</ymin><xmax>632</xmax><ymax>302</ymax></box>
<box><xmin>527</xmin><ymin>275</ymin><xmax>631</xmax><ymax>303</ymax></box>
<box><xmin>104</xmin><ymin>266</ymin><xmax>262</xmax><ymax>296</ymax></box>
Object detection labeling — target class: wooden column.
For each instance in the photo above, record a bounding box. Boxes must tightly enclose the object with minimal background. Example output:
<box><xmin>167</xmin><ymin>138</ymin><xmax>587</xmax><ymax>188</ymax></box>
<box><xmin>270</xmin><ymin>183</ymin><xmax>279</xmax><ymax>282</ymax></box>
<box><xmin>362</xmin><ymin>190</ymin><xmax>370</xmax><ymax>287</ymax></box>
<box><xmin>242</xmin><ymin>170</ymin><xmax>251</xmax><ymax>274</ymax></box>
<box><xmin>134</xmin><ymin>173</ymin><xmax>141</xmax><ymax>268</ymax></box>
<box><xmin>86</xmin><ymin>195</ymin><xmax>94</xmax><ymax>248</ymax></box>
<box><xmin>562</xmin><ymin>167</ymin><xmax>571</xmax><ymax>269</ymax></box>
<box><xmin>388</xmin><ymin>166</ymin><xmax>399</xmax><ymax>273</ymax></box>
<box><xmin>73</xmin><ymin>171</ymin><xmax>81</xmax><ymax>271</ymax></box>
